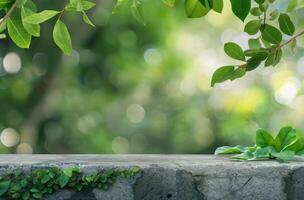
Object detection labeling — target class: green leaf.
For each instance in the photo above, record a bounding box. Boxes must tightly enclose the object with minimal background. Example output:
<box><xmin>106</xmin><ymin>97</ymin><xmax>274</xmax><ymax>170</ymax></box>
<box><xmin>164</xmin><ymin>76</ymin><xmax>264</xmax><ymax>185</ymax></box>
<box><xmin>41</xmin><ymin>174</ymin><xmax>51</xmax><ymax>184</ymax></box>
<box><xmin>229</xmin><ymin>68</ymin><xmax>246</xmax><ymax>80</ymax></box>
<box><xmin>230</xmin><ymin>0</ymin><xmax>251</xmax><ymax>21</ymax></box>
<box><xmin>248</xmin><ymin>38</ymin><xmax>261</xmax><ymax>49</ymax></box>
<box><xmin>53</xmin><ymin>20</ymin><xmax>72</xmax><ymax>55</ymax></box>
<box><xmin>274</xmin><ymin>127</ymin><xmax>297</xmax><ymax>151</ymax></box>
<box><xmin>7</xmin><ymin>10</ymin><xmax>31</xmax><ymax>48</ymax></box>
<box><xmin>224</xmin><ymin>42</ymin><xmax>245</xmax><ymax>61</ymax></box>
<box><xmin>244</xmin><ymin>20</ymin><xmax>261</xmax><ymax>35</ymax></box>
<box><xmin>286</xmin><ymin>137</ymin><xmax>304</xmax><ymax>155</ymax></box>
<box><xmin>0</xmin><ymin>180</ymin><xmax>10</xmax><ymax>196</ymax></box>
<box><xmin>24</xmin><ymin>10</ymin><xmax>59</xmax><ymax>24</ymax></box>
<box><xmin>273</xmin><ymin>150</ymin><xmax>295</xmax><ymax>161</ymax></box>
<box><xmin>278</xmin><ymin>13</ymin><xmax>295</xmax><ymax>36</ymax></box>
<box><xmin>185</xmin><ymin>0</ymin><xmax>210</xmax><ymax>18</ymax></box>
<box><xmin>22</xmin><ymin>192</ymin><xmax>30</xmax><ymax>200</ymax></box>
<box><xmin>82</xmin><ymin>12</ymin><xmax>95</xmax><ymax>27</ymax></box>
<box><xmin>287</xmin><ymin>0</ymin><xmax>304</xmax><ymax>12</ymax></box>
<box><xmin>112</xmin><ymin>0</ymin><xmax>128</xmax><ymax>13</ymax></box>
<box><xmin>254</xmin><ymin>146</ymin><xmax>277</xmax><ymax>159</ymax></box>
<box><xmin>212</xmin><ymin>0</ymin><xmax>223</xmax><ymax>13</ymax></box>
<box><xmin>0</xmin><ymin>0</ymin><xmax>12</xmax><ymax>9</ymax></box>
<box><xmin>81</xmin><ymin>1</ymin><xmax>96</xmax><ymax>10</ymax></box>
<box><xmin>131</xmin><ymin>0</ymin><xmax>145</xmax><ymax>25</ymax></box>
<box><xmin>261</xmin><ymin>24</ymin><xmax>282</xmax><ymax>45</ymax></box>
<box><xmin>265</xmin><ymin>48</ymin><xmax>282</xmax><ymax>67</ymax></box>
<box><xmin>21</xmin><ymin>7</ymin><xmax>40</xmax><ymax>37</ymax></box>
<box><xmin>63</xmin><ymin>168</ymin><xmax>74</xmax><ymax>178</ymax></box>
<box><xmin>162</xmin><ymin>0</ymin><xmax>175</xmax><ymax>7</ymax></box>
<box><xmin>211</xmin><ymin>66</ymin><xmax>234</xmax><ymax>86</ymax></box>
<box><xmin>214</xmin><ymin>145</ymin><xmax>247</xmax><ymax>155</ymax></box>
<box><xmin>246</xmin><ymin>52</ymin><xmax>268</xmax><ymax>71</ymax></box>
<box><xmin>70</xmin><ymin>0</ymin><xmax>83</xmax><ymax>11</ymax></box>
<box><xmin>58</xmin><ymin>175</ymin><xmax>70</xmax><ymax>188</ymax></box>
<box><xmin>16</xmin><ymin>0</ymin><xmax>27</xmax><ymax>8</ymax></box>
<box><xmin>256</xmin><ymin>129</ymin><xmax>274</xmax><ymax>147</ymax></box>
<box><xmin>32</xmin><ymin>192</ymin><xmax>43</xmax><ymax>199</ymax></box>
<box><xmin>244</xmin><ymin>48</ymin><xmax>269</xmax><ymax>57</ymax></box>
<box><xmin>66</xmin><ymin>0</ymin><xmax>96</xmax><ymax>11</ymax></box>
<box><xmin>231</xmin><ymin>150</ymin><xmax>254</xmax><ymax>160</ymax></box>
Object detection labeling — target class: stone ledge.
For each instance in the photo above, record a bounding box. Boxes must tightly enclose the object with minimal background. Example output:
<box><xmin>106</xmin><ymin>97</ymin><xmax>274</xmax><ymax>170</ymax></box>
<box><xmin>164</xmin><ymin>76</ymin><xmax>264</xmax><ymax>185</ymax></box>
<box><xmin>1</xmin><ymin>155</ymin><xmax>304</xmax><ymax>200</ymax></box>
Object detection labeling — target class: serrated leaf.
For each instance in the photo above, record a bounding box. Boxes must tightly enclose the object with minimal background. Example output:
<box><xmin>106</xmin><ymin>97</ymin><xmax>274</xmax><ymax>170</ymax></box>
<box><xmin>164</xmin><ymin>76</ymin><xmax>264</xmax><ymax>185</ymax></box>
<box><xmin>24</xmin><ymin>10</ymin><xmax>59</xmax><ymax>24</ymax></box>
<box><xmin>244</xmin><ymin>20</ymin><xmax>261</xmax><ymax>35</ymax></box>
<box><xmin>278</xmin><ymin>13</ymin><xmax>295</xmax><ymax>36</ymax></box>
<box><xmin>224</xmin><ymin>42</ymin><xmax>245</xmax><ymax>61</ymax></box>
<box><xmin>256</xmin><ymin>129</ymin><xmax>274</xmax><ymax>147</ymax></box>
<box><xmin>185</xmin><ymin>0</ymin><xmax>210</xmax><ymax>18</ymax></box>
<box><xmin>230</xmin><ymin>0</ymin><xmax>251</xmax><ymax>21</ymax></box>
<box><xmin>261</xmin><ymin>24</ymin><xmax>282</xmax><ymax>45</ymax></box>
<box><xmin>53</xmin><ymin>20</ymin><xmax>72</xmax><ymax>55</ymax></box>
<box><xmin>7</xmin><ymin>10</ymin><xmax>31</xmax><ymax>48</ymax></box>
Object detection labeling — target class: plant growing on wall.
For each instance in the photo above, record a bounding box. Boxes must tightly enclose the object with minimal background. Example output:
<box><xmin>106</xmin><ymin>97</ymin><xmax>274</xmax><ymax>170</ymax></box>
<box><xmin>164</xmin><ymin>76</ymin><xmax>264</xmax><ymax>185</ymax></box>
<box><xmin>0</xmin><ymin>167</ymin><xmax>140</xmax><ymax>199</ymax></box>
<box><xmin>215</xmin><ymin>126</ymin><xmax>304</xmax><ymax>161</ymax></box>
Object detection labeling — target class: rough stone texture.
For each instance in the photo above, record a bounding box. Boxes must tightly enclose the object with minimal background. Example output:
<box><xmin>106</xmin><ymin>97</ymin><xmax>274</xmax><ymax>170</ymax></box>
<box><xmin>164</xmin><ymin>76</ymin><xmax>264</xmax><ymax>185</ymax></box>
<box><xmin>1</xmin><ymin>155</ymin><xmax>304</xmax><ymax>200</ymax></box>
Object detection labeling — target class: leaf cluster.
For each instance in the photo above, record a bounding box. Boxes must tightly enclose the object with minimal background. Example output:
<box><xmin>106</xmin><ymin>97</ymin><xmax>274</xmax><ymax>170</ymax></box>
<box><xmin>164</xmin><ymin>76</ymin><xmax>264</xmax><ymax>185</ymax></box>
<box><xmin>0</xmin><ymin>166</ymin><xmax>140</xmax><ymax>200</ymax></box>
<box><xmin>211</xmin><ymin>0</ymin><xmax>300</xmax><ymax>86</ymax></box>
<box><xmin>215</xmin><ymin>126</ymin><xmax>304</xmax><ymax>161</ymax></box>
<box><xmin>0</xmin><ymin>0</ymin><xmax>96</xmax><ymax>55</ymax></box>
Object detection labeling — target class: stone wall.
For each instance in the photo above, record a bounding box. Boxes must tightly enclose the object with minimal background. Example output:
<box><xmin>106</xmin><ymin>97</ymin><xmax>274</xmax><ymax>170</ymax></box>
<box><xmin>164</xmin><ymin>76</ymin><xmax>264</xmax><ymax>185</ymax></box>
<box><xmin>1</xmin><ymin>155</ymin><xmax>304</xmax><ymax>200</ymax></box>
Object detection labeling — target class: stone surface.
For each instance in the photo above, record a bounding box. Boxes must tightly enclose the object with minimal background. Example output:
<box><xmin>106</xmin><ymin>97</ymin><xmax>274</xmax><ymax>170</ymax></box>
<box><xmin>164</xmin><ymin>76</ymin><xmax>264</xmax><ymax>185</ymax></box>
<box><xmin>1</xmin><ymin>155</ymin><xmax>304</xmax><ymax>200</ymax></box>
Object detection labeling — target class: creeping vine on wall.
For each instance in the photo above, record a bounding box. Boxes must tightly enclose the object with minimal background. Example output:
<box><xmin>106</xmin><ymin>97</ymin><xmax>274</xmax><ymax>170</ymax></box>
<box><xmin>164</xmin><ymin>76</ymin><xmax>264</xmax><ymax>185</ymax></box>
<box><xmin>0</xmin><ymin>166</ymin><xmax>140</xmax><ymax>200</ymax></box>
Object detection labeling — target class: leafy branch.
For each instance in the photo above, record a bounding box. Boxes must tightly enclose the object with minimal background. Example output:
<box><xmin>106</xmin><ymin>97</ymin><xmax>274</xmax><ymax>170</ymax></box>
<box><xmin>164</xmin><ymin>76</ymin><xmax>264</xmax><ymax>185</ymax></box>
<box><xmin>0</xmin><ymin>0</ymin><xmax>96</xmax><ymax>55</ymax></box>
<box><xmin>215</xmin><ymin>126</ymin><xmax>304</xmax><ymax>161</ymax></box>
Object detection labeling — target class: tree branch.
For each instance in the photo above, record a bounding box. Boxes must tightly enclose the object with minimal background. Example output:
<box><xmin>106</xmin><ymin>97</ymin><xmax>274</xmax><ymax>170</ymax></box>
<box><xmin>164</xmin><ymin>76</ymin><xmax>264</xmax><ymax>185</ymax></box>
<box><xmin>279</xmin><ymin>30</ymin><xmax>304</xmax><ymax>49</ymax></box>
<box><xmin>0</xmin><ymin>1</ymin><xmax>17</xmax><ymax>28</ymax></box>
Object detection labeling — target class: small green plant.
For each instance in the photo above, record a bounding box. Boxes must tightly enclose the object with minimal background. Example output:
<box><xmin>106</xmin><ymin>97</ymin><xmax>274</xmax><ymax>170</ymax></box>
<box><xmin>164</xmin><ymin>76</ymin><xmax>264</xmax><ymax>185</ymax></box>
<box><xmin>215</xmin><ymin>126</ymin><xmax>304</xmax><ymax>161</ymax></box>
<box><xmin>0</xmin><ymin>166</ymin><xmax>140</xmax><ymax>200</ymax></box>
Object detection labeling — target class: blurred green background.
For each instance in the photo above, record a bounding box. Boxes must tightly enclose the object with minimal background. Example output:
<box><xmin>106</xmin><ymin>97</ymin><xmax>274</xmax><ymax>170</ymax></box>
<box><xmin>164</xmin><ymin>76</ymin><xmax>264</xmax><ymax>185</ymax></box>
<box><xmin>0</xmin><ymin>0</ymin><xmax>304</xmax><ymax>154</ymax></box>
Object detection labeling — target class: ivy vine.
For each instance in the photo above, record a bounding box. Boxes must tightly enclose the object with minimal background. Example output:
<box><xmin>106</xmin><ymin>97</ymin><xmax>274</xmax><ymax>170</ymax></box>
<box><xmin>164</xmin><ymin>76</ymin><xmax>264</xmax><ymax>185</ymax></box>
<box><xmin>0</xmin><ymin>166</ymin><xmax>140</xmax><ymax>200</ymax></box>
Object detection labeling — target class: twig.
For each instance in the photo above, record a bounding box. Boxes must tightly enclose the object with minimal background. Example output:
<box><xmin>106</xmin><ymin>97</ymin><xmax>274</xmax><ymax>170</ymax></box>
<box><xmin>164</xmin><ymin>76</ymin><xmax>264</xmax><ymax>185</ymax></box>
<box><xmin>0</xmin><ymin>1</ymin><xmax>18</xmax><ymax>27</ymax></box>
<box><xmin>279</xmin><ymin>29</ymin><xmax>304</xmax><ymax>48</ymax></box>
